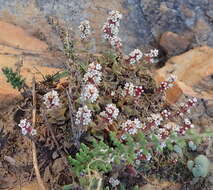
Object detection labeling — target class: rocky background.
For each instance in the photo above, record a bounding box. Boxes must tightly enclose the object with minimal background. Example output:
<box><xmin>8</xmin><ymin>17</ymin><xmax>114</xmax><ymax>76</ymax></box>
<box><xmin>0</xmin><ymin>0</ymin><xmax>212</xmax><ymax>129</ymax></box>
<box><xmin>0</xmin><ymin>0</ymin><xmax>212</xmax><ymax>124</ymax></box>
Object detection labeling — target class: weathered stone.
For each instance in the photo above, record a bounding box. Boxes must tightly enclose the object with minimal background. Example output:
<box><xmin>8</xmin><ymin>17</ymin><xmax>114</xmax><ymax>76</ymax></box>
<box><xmin>206</xmin><ymin>10</ymin><xmax>213</xmax><ymax>21</ymax></box>
<box><xmin>0</xmin><ymin>21</ymin><xmax>62</xmax><ymax>109</ymax></box>
<box><xmin>141</xmin><ymin>181</ymin><xmax>182</xmax><ymax>190</ymax></box>
<box><xmin>205</xmin><ymin>100</ymin><xmax>213</xmax><ymax>117</ymax></box>
<box><xmin>0</xmin><ymin>21</ymin><xmax>48</xmax><ymax>51</ymax></box>
<box><xmin>193</xmin><ymin>19</ymin><xmax>212</xmax><ymax>44</ymax></box>
<box><xmin>10</xmin><ymin>181</ymin><xmax>40</xmax><ymax>190</ymax></box>
<box><xmin>0</xmin><ymin>0</ymin><xmax>212</xmax><ymax>53</ymax></box>
<box><xmin>156</xmin><ymin>46</ymin><xmax>213</xmax><ymax>103</ymax></box>
<box><xmin>159</xmin><ymin>31</ymin><xmax>191</xmax><ymax>56</ymax></box>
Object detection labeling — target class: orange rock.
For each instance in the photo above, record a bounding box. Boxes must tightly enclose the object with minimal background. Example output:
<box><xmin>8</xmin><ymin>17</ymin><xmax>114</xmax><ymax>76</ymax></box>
<box><xmin>0</xmin><ymin>21</ymin><xmax>63</xmax><ymax>109</ymax></box>
<box><xmin>0</xmin><ymin>21</ymin><xmax>48</xmax><ymax>52</ymax></box>
<box><xmin>9</xmin><ymin>181</ymin><xmax>41</xmax><ymax>190</ymax></box>
<box><xmin>159</xmin><ymin>31</ymin><xmax>191</xmax><ymax>56</ymax></box>
<box><xmin>156</xmin><ymin>46</ymin><xmax>213</xmax><ymax>103</ymax></box>
<box><xmin>154</xmin><ymin>73</ymin><xmax>182</xmax><ymax>104</ymax></box>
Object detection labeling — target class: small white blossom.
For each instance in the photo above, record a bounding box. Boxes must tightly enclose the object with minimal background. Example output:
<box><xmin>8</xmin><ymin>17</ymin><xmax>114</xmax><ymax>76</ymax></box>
<box><xmin>122</xmin><ymin>82</ymin><xmax>135</xmax><ymax>96</ymax></box>
<box><xmin>80</xmin><ymin>84</ymin><xmax>99</xmax><ymax>103</ymax></box>
<box><xmin>110</xmin><ymin>36</ymin><xmax>122</xmax><ymax>48</ymax></box>
<box><xmin>109</xmin><ymin>177</ymin><xmax>120</xmax><ymax>187</ymax></box>
<box><xmin>121</xmin><ymin>118</ymin><xmax>142</xmax><ymax>135</ymax></box>
<box><xmin>161</xmin><ymin>109</ymin><xmax>171</xmax><ymax>118</ymax></box>
<box><xmin>87</xmin><ymin>62</ymin><xmax>102</xmax><ymax>72</ymax></box>
<box><xmin>75</xmin><ymin>105</ymin><xmax>92</xmax><ymax>126</ymax></box>
<box><xmin>43</xmin><ymin>90</ymin><xmax>60</xmax><ymax>109</ymax></box>
<box><xmin>103</xmin><ymin>10</ymin><xmax>122</xmax><ymax>48</ymax></box>
<box><xmin>150</xmin><ymin>49</ymin><xmax>159</xmax><ymax>57</ymax></box>
<box><xmin>127</xmin><ymin>49</ymin><xmax>143</xmax><ymax>64</ymax></box>
<box><xmin>111</xmin><ymin>91</ymin><xmax>116</xmax><ymax>96</ymax></box>
<box><xmin>18</xmin><ymin>119</ymin><xmax>37</xmax><ymax>136</ymax></box>
<box><xmin>150</xmin><ymin>113</ymin><xmax>163</xmax><ymax>126</ymax></box>
<box><xmin>83</xmin><ymin>69</ymin><xmax>102</xmax><ymax>85</ymax></box>
<box><xmin>79</xmin><ymin>20</ymin><xmax>91</xmax><ymax>39</ymax></box>
<box><xmin>100</xmin><ymin>104</ymin><xmax>119</xmax><ymax>123</ymax></box>
<box><xmin>184</xmin><ymin>118</ymin><xmax>191</xmax><ymax>125</ymax></box>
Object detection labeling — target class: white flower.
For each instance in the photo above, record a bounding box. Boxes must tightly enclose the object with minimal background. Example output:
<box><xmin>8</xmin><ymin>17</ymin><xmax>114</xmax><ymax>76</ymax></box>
<box><xmin>43</xmin><ymin>90</ymin><xmax>60</xmax><ymax>109</ymax></box>
<box><xmin>80</xmin><ymin>84</ymin><xmax>99</xmax><ymax>103</ymax></box>
<box><xmin>83</xmin><ymin>69</ymin><xmax>102</xmax><ymax>85</ymax></box>
<box><xmin>161</xmin><ymin>109</ymin><xmax>171</xmax><ymax>118</ymax></box>
<box><xmin>31</xmin><ymin>129</ymin><xmax>37</xmax><ymax>136</ymax></box>
<box><xmin>122</xmin><ymin>82</ymin><xmax>135</xmax><ymax>96</ymax></box>
<box><xmin>121</xmin><ymin>118</ymin><xmax>142</xmax><ymax>135</ymax></box>
<box><xmin>146</xmin><ymin>153</ymin><xmax>152</xmax><ymax>161</ymax></box>
<box><xmin>18</xmin><ymin>119</ymin><xmax>37</xmax><ymax>136</ymax></box>
<box><xmin>150</xmin><ymin>113</ymin><xmax>163</xmax><ymax>126</ymax></box>
<box><xmin>111</xmin><ymin>91</ymin><xmax>115</xmax><ymax>96</ymax></box>
<box><xmin>110</xmin><ymin>36</ymin><xmax>122</xmax><ymax>48</ymax></box>
<box><xmin>79</xmin><ymin>20</ymin><xmax>91</xmax><ymax>39</ymax></box>
<box><xmin>128</xmin><ymin>49</ymin><xmax>143</xmax><ymax>64</ymax></box>
<box><xmin>87</xmin><ymin>62</ymin><xmax>102</xmax><ymax>72</ymax></box>
<box><xmin>109</xmin><ymin>177</ymin><xmax>120</xmax><ymax>187</ymax></box>
<box><xmin>75</xmin><ymin>105</ymin><xmax>92</xmax><ymax>126</ymax></box>
<box><xmin>160</xmin><ymin>142</ymin><xmax>167</xmax><ymax>149</ymax></box>
<box><xmin>184</xmin><ymin>118</ymin><xmax>191</xmax><ymax>125</ymax></box>
<box><xmin>100</xmin><ymin>104</ymin><xmax>119</xmax><ymax>123</ymax></box>
<box><xmin>109</xmin><ymin>10</ymin><xmax>123</xmax><ymax>21</ymax></box>
<box><xmin>150</xmin><ymin>49</ymin><xmax>159</xmax><ymax>57</ymax></box>
<box><xmin>103</xmin><ymin>10</ymin><xmax>122</xmax><ymax>48</ymax></box>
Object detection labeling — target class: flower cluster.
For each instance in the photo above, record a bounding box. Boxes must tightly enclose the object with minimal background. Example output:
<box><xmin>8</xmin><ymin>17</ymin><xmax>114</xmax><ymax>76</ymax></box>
<box><xmin>43</xmin><ymin>90</ymin><xmax>60</xmax><ymax>109</ymax></box>
<box><xmin>176</xmin><ymin>98</ymin><xmax>197</xmax><ymax>116</ymax></box>
<box><xmin>100</xmin><ymin>104</ymin><xmax>119</xmax><ymax>124</ymax></box>
<box><xmin>157</xmin><ymin>75</ymin><xmax>176</xmax><ymax>92</ymax></box>
<box><xmin>150</xmin><ymin>113</ymin><xmax>163</xmax><ymax>127</ymax></box>
<box><xmin>75</xmin><ymin>105</ymin><xmax>92</xmax><ymax>126</ymax></box>
<box><xmin>161</xmin><ymin>109</ymin><xmax>171</xmax><ymax>119</ymax></box>
<box><xmin>79</xmin><ymin>20</ymin><xmax>91</xmax><ymax>40</ymax></box>
<box><xmin>122</xmin><ymin>82</ymin><xmax>144</xmax><ymax>97</ymax></box>
<box><xmin>179</xmin><ymin>118</ymin><xmax>194</xmax><ymax>135</ymax></box>
<box><xmin>80</xmin><ymin>84</ymin><xmax>99</xmax><ymax>103</ymax></box>
<box><xmin>83</xmin><ymin>62</ymin><xmax>102</xmax><ymax>85</ymax></box>
<box><xmin>80</xmin><ymin>63</ymin><xmax>102</xmax><ymax>103</ymax></box>
<box><xmin>109</xmin><ymin>177</ymin><xmax>120</xmax><ymax>187</ymax></box>
<box><xmin>126</xmin><ymin>49</ymin><xmax>143</xmax><ymax>64</ymax></box>
<box><xmin>157</xmin><ymin>122</ymin><xmax>177</xmax><ymax>140</ymax></box>
<box><xmin>103</xmin><ymin>10</ymin><xmax>122</xmax><ymax>48</ymax></box>
<box><xmin>18</xmin><ymin>119</ymin><xmax>37</xmax><ymax>136</ymax></box>
<box><xmin>144</xmin><ymin>48</ymin><xmax>159</xmax><ymax>64</ymax></box>
<box><xmin>120</xmin><ymin>118</ymin><xmax>142</xmax><ymax>140</ymax></box>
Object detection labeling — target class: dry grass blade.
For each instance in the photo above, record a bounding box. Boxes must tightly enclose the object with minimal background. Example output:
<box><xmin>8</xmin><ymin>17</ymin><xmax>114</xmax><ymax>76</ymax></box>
<box><xmin>31</xmin><ymin>75</ymin><xmax>47</xmax><ymax>190</ymax></box>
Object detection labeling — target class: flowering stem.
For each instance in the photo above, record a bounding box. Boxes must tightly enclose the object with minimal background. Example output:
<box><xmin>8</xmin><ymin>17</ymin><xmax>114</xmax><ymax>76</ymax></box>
<box><xmin>31</xmin><ymin>76</ymin><xmax>46</xmax><ymax>190</ymax></box>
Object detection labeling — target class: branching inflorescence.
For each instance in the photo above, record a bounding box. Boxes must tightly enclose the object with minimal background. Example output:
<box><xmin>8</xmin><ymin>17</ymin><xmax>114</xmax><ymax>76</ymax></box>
<box><xmin>80</xmin><ymin>62</ymin><xmax>102</xmax><ymax>103</ymax></box>
<box><xmin>18</xmin><ymin>119</ymin><xmax>37</xmax><ymax>136</ymax></box>
<box><xmin>103</xmin><ymin>10</ymin><xmax>123</xmax><ymax>48</ymax></box>
<box><xmin>100</xmin><ymin>104</ymin><xmax>119</xmax><ymax>124</ymax></box>
<box><xmin>79</xmin><ymin>20</ymin><xmax>91</xmax><ymax>40</ymax></box>
<box><xmin>43</xmin><ymin>90</ymin><xmax>60</xmax><ymax>109</ymax></box>
<box><xmin>125</xmin><ymin>49</ymin><xmax>143</xmax><ymax>64</ymax></box>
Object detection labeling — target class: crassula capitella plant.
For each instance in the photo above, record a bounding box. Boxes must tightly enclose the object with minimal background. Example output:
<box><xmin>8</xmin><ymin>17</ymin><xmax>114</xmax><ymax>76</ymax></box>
<box><xmin>63</xmin><ymin>11</ymin><xmax>211</xmax><ymax>189</ymax></box>
<box><xmin>2</xmin><ymin>10</ymin><xmax>212</xmax><ymax>190</ymax></box>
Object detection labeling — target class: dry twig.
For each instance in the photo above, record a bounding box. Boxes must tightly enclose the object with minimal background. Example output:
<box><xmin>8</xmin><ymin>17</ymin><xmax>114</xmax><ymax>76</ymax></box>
<box><xmin>31</xmin><ymin>76</ymin><xmax>46</xmax><ymax>190</ymax></box>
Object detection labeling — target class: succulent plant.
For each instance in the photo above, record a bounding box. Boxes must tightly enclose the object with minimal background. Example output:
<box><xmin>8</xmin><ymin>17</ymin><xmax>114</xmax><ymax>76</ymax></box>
<box><xmin>2</xmin><ymin>67</ymin><xmax>25</xmax><ymax>90</ymax></box>
<box><xmin>188</xmin><ymin>141</ymin><xmax>197</xmax><ymax>151</ymax></box>
<box><xmin>187</xmin><ymin>155</ymin><xmax>210</xmax><ymax>178</ymax></box>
